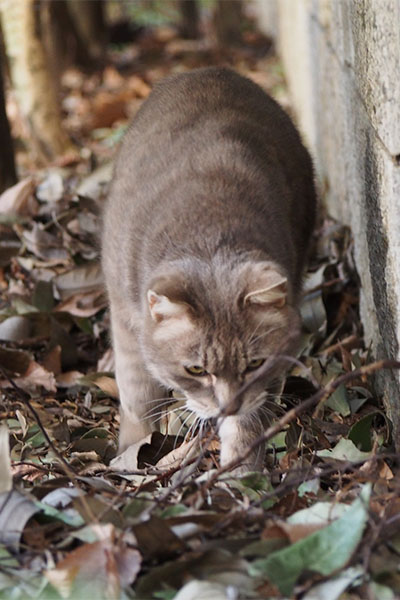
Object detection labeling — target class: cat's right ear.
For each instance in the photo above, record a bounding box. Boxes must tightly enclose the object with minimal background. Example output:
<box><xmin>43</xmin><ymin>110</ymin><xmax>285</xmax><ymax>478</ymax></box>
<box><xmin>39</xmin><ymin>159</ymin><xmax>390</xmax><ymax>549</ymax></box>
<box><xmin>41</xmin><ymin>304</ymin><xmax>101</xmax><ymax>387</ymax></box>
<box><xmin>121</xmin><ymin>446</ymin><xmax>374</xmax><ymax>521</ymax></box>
<box><xmin>147</xmin><ymin>290</ymin><xmax>188</xmax><ymax>323</ymax></box>
<box><xmin>242</xmin><ymin>262</ymin><xmax>289</xmax><ymax>309</ymax></box>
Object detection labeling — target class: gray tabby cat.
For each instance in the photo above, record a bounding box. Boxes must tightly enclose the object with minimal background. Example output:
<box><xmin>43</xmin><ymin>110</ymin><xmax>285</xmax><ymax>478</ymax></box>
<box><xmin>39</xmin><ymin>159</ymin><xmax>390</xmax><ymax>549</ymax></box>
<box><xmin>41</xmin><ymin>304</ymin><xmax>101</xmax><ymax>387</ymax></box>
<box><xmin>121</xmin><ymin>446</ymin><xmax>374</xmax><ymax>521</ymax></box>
<box><xmin>102</xmin><ymin>67</ymin><xmax>316</xmax><ymax>472</ymax></box>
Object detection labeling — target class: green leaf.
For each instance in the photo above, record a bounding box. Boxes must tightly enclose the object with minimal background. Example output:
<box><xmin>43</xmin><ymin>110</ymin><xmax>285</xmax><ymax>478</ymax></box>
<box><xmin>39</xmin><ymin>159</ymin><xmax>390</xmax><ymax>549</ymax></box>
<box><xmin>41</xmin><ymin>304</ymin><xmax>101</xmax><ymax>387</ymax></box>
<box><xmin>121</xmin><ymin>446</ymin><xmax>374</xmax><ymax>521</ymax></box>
<box><xmin>237</xmin><ymin>472</ymin><xmax>270</xmax><ymax>492</ymax></box>
<box><xmin>325</xmin><ymin>384</ymin><xmax>351</xmax><ymax>416</ymax></box>
<box><xmin>160</xmin><ymin>504</ymin><xmax>188</xmax><ymax>518</ymax></box>
<box><xmin>348</xmin><ymin>412</ymin><xmax>377</xmax><ymax>451</ymax></box>
<box><xmin>153</xmin><ymin>589</ymin><xmax>176</xmax><ymax>600</ymax></box>
<box><xmin>0</xmin><ymin>545</ymin><xmax>20</xmax><ymax>568</ymax></box>
<box><xmin>35</xmin><ymin>500</ymin><xmax>85</xmax><ymax>527</ymax></box>
<box><xmin>32</xmin><ymin>280</ymin><xmax>55</xmax><ymax>312</ymax></box>
<box><xmin>317</xmin><ymin>438</ymin><xmax>372</xmax><ymax>462</ymax></box>
<box><xmin>368</xmin><ymin>582</ymin><xmax>395</xmax><ymax>600</ymax></box>
<box><xmin>303</xmin><ymin>566</ymin><xmax>363</xmax><ymax>600</ymax></box>
<box><xmin>298</xmin><ymin>477</ymin><xmax>320</xmax><ymax>497</ymax></box>
<box><xmin>227</xmin><ymin>472</ymin><xmax>273</xmax><ymax>502</ymax></box>
<box><xmin>249</xmin><ymin>484</ymin><xmax>371</xmax><ymax>596</ymax></box>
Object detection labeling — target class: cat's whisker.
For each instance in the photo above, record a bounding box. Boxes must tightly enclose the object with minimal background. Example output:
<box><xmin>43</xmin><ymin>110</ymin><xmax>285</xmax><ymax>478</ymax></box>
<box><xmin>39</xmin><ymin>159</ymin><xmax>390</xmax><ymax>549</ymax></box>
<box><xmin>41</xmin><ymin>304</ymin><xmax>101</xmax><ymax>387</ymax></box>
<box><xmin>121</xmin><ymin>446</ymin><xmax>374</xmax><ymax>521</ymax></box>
<box><xmin>142</xmin><ymin>399</ymin><xmax>183</xmax><ymax>418</ymax></box>
<box><xmin>174</xmin><ymin>410</ymin><xmax>195</xmax><ymax>449</ymax></box>
<box><xmin>145</xmin><ymin>395</ymin><xmax>174</xmax><ymax>404</ymax></box>
<box><xmin>247</xmin><ymin>320</ymin><xmax>265</xmax><ymax>346</ymax></box>
<box><xmin>184</xmin><ymin>415</ymin><xmax>200</xmax><ymax>443</ymax></box>
<box><xmin>150</xmin><ymin>407</ymin><xmax>188</xmax><ymax>426</ymax></box>
<box><xmin>143</xmin><ymin>397</ymin><xmax>175</xmax><ymax>410</ymax></box>
<box><xmin>248</xmin><ymin>325</ymin><xmax>282</xmax><ymax>348</ymax></box>
<box><xmin>198</xmin><ymin>419</ymin><xmax>208</xmax><ymax>457</ymax></box>
<box><xmin>139</xmin><ymin>405</ymin><xmax>188</xmax><ymax>424</ymax></box>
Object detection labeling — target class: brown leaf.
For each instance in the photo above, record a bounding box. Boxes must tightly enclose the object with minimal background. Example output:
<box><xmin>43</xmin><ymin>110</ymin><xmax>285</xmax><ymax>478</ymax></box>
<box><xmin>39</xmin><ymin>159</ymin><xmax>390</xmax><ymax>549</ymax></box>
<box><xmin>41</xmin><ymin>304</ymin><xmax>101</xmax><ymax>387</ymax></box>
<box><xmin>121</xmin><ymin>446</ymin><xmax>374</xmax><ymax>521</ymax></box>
<box><xmin>56</xmin><ymin>370</ymin><xmax>84</xmax><ymax>388</ymax></box>
<box><xmin>42</xmin><ymin>345</ymin><xmax>62</xmax><ymax>375</ymax></box>
<box><xmin>132</xmin><ymin>517</ymin><xmax>186</xmax><ymax>558</ymax></box>
<box><xmin>45</xmin><ymin>524</ymin><xmax>141</xmax><ymax>599</ymax></box>
<box><xmin>22</xmin><ymin>224</ymin><xmax>70</xmax><ymax>263</ymax></box>
<box><xmin>54</xmin><ymin>289</ymin><xmax>107</xmax><ymax>317</ymax></box>
<box><xmin>54</xmin><ymin>263</ymin><xmax>103</xmax><ymax>300</ymax></box>
<box><xmin>0</xmin><ymin>178</ymin><xmax>37</xmax><ymax>216</ymax></box>
<box><xmin>14</xmin><ymin>361</ymin><xmax>57</xmax><ymax>392</ymax></box>
<box><xmin>92</xmin><ymin>375</ymin><xmax>119</xmax><ymax>398</ymax></box>
<box><xmin>0</xmin><ymin>345</ymin><xmax>31</xmax><ymax>376</ymax></box>
<box><xmin>128</xmin><ymin>75</ymin><xmax>151</xmax><ymax>98</ymax></box>
<box><xmin>156</xmin><ymin>436</ymin><xmax>200</xmax><ymax>470</ymax></box>
<box><xmin>90</xmin><ymin>91</ymin><xmax>130</xmax><ymax>129</ymax></box>
<box><xmin>278</xmin><ymin>521</ymin><xmax>326</xmax><ymax>544</ymax></box>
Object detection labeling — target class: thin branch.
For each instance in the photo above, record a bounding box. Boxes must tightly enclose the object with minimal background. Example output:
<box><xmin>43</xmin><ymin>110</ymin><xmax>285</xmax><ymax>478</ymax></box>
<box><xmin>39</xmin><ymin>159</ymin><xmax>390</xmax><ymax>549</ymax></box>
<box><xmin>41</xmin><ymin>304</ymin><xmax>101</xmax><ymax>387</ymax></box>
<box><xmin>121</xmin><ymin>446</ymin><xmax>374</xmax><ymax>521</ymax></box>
<box><xmin>0</xmin><ymin>367</ymin><xmax>99</xmax><ymax>524</ymax></box>
<box><xmin>201</xmin><ymin>359</ymin><xmax>400</xmax><ymax>492</ymax></box>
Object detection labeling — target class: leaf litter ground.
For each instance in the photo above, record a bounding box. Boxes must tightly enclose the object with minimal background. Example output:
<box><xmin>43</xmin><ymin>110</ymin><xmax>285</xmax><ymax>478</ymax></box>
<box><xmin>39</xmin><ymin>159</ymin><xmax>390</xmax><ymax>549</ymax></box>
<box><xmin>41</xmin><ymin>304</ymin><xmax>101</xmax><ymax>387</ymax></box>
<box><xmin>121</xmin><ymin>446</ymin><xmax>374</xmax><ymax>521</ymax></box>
<box><xmin>0</xmin><ymin>19</ymin><xmax>400</xmax><ymax>600</ymax></box>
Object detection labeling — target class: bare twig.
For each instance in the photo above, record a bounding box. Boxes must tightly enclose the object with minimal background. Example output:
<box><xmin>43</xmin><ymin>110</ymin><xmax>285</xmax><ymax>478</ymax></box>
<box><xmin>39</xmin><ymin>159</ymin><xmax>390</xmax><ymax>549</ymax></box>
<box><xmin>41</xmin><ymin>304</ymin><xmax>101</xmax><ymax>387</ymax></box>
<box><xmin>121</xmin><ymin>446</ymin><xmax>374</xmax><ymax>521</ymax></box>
<box><xmin>0</xmin><ymin>367</ymin><xmax>99</xmax><ymax>524</ymax></box>
<box><xmin>201</xmin><ymin>359</ymin><xmax>400</xmax><ymax>492</ymax></box>
<box><xmin>320</xmin><ymin>334</ymin><xmax>360</xmax><ymax>356</ymax></box>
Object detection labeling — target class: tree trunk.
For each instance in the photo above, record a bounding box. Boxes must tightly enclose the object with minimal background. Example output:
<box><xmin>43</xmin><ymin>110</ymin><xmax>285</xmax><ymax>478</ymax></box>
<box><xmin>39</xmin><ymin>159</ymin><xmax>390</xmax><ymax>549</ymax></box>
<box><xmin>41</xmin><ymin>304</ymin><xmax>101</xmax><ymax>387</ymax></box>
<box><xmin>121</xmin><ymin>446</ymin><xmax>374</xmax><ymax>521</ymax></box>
<box><xmin>41</xmin><ymin>0</ymin><xmax>94</xmax><ymax>75</ymax></box>
<box><xmin>0</xmin><ymin>0</ymin><xmax>75</xmax><ymax>164</ymax></box>
<box><xmin>179</xmin><ymin>0</ymin><xmax>200</xmax><ymax>39</ymax></box>
<box><xmin>68</xmin><ymin>0</ymin><xmax>107</xmax><ymax>66</ymax></box>
<box><xmin>214</xmin><ymin>0</ymin><xmax>243</xmax><ymax>46</ymax></box>
<box><xmin>0</xmin><ymin>54</ymin><xmax>16</xmax><ymax>193</ymax></box>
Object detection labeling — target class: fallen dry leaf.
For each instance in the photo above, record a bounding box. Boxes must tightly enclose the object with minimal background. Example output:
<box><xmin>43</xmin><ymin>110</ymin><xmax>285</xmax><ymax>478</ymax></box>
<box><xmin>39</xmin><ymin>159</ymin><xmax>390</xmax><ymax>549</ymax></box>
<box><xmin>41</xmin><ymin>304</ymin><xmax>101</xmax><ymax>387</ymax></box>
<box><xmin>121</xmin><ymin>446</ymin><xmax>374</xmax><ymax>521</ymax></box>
<box><xmin>14</xmin><ymin>360</ymin><xmax>57</xmax><ymax>392</ymax></box>
<box><xmin>0</xmin><ymin>178</ymin><xmax>37</xmax><ymax>216</ymax></box>
<box><xmin>45</xmin><ymin>524</ymin><xmax>141</xmax><ymax>599</ymax></box>
<box><xmin>54</xmin><ymin>289</ymin><xmax>107</xmax><ymax>317</ymax></box>
<box><xmin>156</xmin><ymin>436</ymin><xmax>200</xmax><ymax>470</ymax></box>
<box><xmin>92</xmin><ymin>375</ymin><xmax>119</xmax><ymax>398</ymax></box>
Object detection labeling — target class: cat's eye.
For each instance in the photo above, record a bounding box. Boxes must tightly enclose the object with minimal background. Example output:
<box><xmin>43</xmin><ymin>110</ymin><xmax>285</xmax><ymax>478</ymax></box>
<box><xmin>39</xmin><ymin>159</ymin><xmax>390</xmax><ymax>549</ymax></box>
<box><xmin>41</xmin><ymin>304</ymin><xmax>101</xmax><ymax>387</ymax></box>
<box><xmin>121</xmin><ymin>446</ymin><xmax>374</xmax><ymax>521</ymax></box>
<box><xmin>246</xmin><ymin>358</ymin><xmax>265</xmax><ymax>371</ymax></box>
<box><xmin>185</xmin><ymin>365</ymin><xmax>208</xmax><ymax>376</ymax></box>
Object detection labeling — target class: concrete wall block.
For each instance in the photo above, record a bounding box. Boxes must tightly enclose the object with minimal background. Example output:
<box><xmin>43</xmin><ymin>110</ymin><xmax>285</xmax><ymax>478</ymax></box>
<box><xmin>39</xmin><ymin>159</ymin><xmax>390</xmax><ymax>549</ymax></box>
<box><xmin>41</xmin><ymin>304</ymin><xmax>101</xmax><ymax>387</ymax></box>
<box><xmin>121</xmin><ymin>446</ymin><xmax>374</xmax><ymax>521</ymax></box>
<box><xmin>253</xmin><ymin>0</ymin><xmax>400</xmax><ymax>445</ymax></box>
<box><xmin>350</xmin><ymin>0</ymin><xmax>400</xmax><ymax>156</ymax></box>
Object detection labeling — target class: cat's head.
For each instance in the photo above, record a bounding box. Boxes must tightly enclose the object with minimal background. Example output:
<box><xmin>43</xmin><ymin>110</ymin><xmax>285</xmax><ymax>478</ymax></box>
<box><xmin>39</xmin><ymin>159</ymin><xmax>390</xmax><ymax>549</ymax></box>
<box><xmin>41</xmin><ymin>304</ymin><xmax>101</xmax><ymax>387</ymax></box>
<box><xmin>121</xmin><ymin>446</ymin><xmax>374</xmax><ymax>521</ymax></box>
<box><xmin>141</xmin><ymin>259</ymin><xmax>301</xmax><ymax>420</ymax></box>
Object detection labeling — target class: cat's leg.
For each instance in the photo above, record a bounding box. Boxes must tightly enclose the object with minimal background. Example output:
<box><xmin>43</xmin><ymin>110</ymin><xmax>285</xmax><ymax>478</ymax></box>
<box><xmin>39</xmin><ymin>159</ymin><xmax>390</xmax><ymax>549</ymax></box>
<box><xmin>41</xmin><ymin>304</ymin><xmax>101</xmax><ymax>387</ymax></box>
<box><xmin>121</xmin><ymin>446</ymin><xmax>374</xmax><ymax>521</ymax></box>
<box><xmin>218</xmin><ymin>415</ymin><xmax>265</xmax><ymax>473</ymax></box>
<box><xmin>110</xmin><ymin>304</ymin><xmax>164</xmax><ymax>453</ymax></box>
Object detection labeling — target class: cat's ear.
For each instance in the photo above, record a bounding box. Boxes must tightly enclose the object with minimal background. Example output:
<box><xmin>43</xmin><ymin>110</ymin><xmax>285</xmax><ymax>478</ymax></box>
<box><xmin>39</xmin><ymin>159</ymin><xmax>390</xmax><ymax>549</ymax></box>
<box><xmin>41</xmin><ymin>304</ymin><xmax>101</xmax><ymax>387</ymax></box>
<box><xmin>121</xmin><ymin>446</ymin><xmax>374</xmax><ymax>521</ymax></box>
<box><xmin>147</xmin><ymin>290</ymin><xmax>188</xmax><ymax>323</ymax></box>
<box><xmin>243</xmin><ymin>263</ymin><xmax>288</xmax><ymax>308</ymax></box>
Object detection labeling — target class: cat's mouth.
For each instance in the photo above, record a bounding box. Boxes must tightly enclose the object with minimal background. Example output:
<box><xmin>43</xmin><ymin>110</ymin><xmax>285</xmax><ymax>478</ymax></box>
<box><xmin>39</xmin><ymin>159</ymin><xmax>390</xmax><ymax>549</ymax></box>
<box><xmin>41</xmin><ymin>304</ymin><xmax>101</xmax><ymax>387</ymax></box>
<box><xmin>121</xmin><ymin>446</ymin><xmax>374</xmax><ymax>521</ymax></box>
<box><xmin>185</xmin><ymin>397</ymin><xmax>220</xmax><ymax>419</ymax></box>
<box><xmin>185</xmin><ymin>389</ymin><xmax>272</xmax><ymax>420</ymax></box>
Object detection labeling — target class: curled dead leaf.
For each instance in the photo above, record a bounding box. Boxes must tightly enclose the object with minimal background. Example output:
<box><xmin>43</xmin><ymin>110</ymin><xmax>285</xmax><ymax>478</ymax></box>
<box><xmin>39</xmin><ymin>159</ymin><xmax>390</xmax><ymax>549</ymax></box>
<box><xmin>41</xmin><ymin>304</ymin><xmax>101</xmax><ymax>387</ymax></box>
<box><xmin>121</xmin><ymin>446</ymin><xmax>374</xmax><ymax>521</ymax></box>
<box><xmin>14</xmin><ymin>361</ymin><xmax>57</xmax><ymax>393</ymax></box>
<box><xmin>156</xmin><ymin>436</ymin><xmax>200</xmax><ymax>470</ymax></box>
<box><xmin>0</xmin><ymin>178</ymin><xmax>37</xmax><ymax>216</ymax></box>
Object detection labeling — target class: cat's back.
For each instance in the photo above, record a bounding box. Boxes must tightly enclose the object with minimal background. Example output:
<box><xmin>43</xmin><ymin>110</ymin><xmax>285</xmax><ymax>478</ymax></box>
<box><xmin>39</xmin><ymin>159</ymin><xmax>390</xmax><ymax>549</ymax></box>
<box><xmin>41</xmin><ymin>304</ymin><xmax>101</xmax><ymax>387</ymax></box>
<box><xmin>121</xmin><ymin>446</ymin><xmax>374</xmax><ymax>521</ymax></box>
<box><xmin>103</xmin><ymin>67</ymin><xmax>316</xmax><ymax>296</ymax></box>
<box><xmin>113</xmin><ymin>67</ymin><xmax>309</xmax><ymax>184</ymax></box>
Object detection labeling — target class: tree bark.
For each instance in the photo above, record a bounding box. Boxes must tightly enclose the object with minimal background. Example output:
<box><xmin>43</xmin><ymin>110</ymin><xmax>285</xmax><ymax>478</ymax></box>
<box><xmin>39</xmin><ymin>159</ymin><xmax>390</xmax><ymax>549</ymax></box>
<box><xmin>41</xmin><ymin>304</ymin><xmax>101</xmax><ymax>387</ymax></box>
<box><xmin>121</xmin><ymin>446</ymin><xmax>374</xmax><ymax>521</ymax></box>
<box><xmin>0</xmin><ymin>54</ymin><xmax>16</xmax><ymax>193</ymax></box>
<box><xmin>0</xmin><ymin>0</ymin><xmax>75</xmax><ymax>164</ymax></box>
<box><xmin>214</xmin><ymin>0</ymin><xmax>243</xmax><ymax>46</ymax></box>
<box><xmin>179</xmin><ymin>0</ymin><xmax>200</xmax><ymax>39</ymax></box>
<box><xmin>41</xmin><ymin>0</ymin><xmax>94</xmax><ymax>75</ymax></box>
<box><xmin>67</xmin><ymin>0</ymin><xmax>107</xmax><ymax>66</ymax></box>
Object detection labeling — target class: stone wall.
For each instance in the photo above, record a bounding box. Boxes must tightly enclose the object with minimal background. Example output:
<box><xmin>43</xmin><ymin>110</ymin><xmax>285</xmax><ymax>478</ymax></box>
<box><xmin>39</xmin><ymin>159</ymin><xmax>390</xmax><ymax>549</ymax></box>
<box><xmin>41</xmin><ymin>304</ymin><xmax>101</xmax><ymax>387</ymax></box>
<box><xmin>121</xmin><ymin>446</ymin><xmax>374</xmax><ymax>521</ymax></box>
<box><xmin>254</xmin><ymin>0</ymin><xmax>400</xmax><ymax>445</ymax></box>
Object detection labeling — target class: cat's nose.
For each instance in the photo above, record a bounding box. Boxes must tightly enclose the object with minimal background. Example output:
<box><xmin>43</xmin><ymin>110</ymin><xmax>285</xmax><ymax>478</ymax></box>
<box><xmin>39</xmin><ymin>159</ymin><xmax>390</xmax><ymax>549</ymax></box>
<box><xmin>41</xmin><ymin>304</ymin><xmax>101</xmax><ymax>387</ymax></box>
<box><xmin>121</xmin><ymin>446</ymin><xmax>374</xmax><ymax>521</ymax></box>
<box><xmin>215</xmin><ymin>380</ymin><xmax>240</xmax><ymax>415</ymax></box>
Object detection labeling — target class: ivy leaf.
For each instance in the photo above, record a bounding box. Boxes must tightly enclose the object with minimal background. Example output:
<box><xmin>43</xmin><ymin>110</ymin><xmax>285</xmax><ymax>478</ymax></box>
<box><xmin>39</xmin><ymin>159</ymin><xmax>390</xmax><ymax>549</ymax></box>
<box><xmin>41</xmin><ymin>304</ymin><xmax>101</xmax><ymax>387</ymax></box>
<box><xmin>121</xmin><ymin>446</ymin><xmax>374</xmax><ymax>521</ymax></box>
<box><xmin>249</xmin><ymin>484</ymin><xmax>371</xmax><ymax>595</ymax></box>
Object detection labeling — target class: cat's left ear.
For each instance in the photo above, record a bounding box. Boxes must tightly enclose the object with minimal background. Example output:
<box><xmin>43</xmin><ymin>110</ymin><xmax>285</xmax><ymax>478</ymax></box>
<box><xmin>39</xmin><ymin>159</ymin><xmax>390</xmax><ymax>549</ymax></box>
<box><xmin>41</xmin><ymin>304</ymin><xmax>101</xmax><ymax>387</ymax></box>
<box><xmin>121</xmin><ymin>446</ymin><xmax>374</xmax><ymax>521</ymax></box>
<box><xmin>147</xmin><ymin>290</ymin><xmax>188</xmax><ymax>323</ymax></box>
<box><xmin>243</xmin><ymin>262</ymin><xmax>288</xmax><ymax>308</ymax></box>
